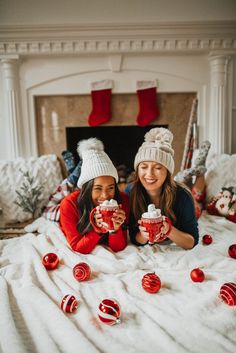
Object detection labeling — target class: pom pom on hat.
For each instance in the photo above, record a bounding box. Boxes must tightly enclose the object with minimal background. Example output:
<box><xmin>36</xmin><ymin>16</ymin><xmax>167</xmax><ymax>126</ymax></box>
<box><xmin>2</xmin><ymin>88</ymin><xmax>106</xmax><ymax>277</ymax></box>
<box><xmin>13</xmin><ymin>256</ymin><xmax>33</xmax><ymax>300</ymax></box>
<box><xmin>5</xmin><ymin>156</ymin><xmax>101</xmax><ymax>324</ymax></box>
<box><xmin>134</xmin><ymin>127</ymin><xmax>175</xmax><ymax>174</ymax></box>
<box><xmin>77</xmin><ymin>138</ymin><xmax>104</xmax><ymax>158</ymax></box>
<box><xmin>145</xmin><ymin>127</ymin><xmax>173</xmax><ymax>146</ymax></box>
<box><xmin>77</xmin><ymin>137</ymin><xmax>118</xmax><ymax>188</ymax></box>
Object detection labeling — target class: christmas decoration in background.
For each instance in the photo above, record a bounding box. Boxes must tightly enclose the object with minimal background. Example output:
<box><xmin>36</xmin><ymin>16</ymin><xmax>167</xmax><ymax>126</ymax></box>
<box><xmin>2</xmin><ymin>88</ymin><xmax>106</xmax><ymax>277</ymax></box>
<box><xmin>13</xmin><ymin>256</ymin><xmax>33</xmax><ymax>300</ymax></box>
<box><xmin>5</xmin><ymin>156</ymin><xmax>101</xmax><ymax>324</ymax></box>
<box><xmin>136</xmin><ymin>80</ymin><xmax>159</xmax><ymax>126</ymax></box>
<box><xmin>97</xmin><ymin>298</ymin><xmax>121</xmax><ymax>325</ymax></box>
<box><xmin>181</xmin><ymin>98</ymin><xmax>198</xmax><ymax>171</ymax></box>
<box><xmin>14</xmin><ymin>169</ymin><xmax>43</xmax><ymax>219</ymax></box>
<box><xmin>202</xmin><ymin>234</ymin><xmax>213</xmax><ymax>245</ymax></box>
<box><xmin>61</xmin><ymin>295</ymin><xmax>78</xmax><ymax>313</ymax></box>
<box><xmin>219</xmin><ymin>282</ymin><xmax>236</xmax><ymax>306</ymax></box>
<box><xmin>228</xmin><ymin>244</ymin><xmax>236</xmax><ymax>259</ymax></box>
<box><xmin>73</xmin><ymin>262</ymin><xmax>91</xmax><ymax>281</ymax></box>
<box><xmin>142</xmin><ymin>272</ymin><xmax>161</xmax><ymax>293</ymax></box>
<box><xmin>207</xmin><ymin>186</ymin><xmax>236</xmax><ymax>223</ymax></box>
<box><xmin>88</xmin><ymin>79</ymin><xmax>113</xmax><ymax>127</ymax></box>
<box><xmin>190</xmin><ymin>268</ymin><xmax>205</xmax><ymax>282</ymax></box>
<box><xmin>42</xmin><ymin>253</ymin><xmax>59</xmax><ymax>270</ymax></box>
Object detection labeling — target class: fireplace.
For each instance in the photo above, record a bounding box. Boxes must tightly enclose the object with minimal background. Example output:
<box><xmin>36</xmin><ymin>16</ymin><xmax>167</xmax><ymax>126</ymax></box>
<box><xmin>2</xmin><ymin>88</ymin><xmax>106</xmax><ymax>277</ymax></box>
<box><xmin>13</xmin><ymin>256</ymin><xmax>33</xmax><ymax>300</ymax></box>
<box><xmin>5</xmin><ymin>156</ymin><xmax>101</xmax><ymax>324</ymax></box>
<box><xmin>66</xmin><ymin>125</ymin><xmax>168</xmax><ymax>172</ymax></box>
<box><xmin>35</xmin><ymin>92</ymin><xmax>196</xmax><ymax>174</ymax></box>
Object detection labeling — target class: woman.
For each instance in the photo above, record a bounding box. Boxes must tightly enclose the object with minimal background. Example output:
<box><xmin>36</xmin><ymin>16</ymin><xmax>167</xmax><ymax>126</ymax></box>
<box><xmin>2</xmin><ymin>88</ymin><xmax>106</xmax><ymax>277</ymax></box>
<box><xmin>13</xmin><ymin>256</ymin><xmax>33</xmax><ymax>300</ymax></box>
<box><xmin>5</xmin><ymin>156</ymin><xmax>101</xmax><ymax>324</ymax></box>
<box><xmin>59</xmin><ymin>138</ymin><xmax>129</xmax><ymax>254</ymax></box>
<box><xmin>129</xmin><ymin>127</ymin><xmax>199</xmax><ymax>250</ymax></box>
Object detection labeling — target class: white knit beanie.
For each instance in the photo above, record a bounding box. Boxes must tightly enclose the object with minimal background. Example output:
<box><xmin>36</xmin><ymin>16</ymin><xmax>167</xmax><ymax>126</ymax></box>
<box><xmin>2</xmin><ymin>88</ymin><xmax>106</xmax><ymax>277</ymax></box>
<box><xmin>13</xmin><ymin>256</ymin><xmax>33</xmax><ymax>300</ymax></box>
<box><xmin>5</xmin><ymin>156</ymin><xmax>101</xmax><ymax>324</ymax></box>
<box><xmin>134</xmin><ymin>127</ymin><xmax>175</xmax><ymax>174</ymax></box>
<box><xmin>77</xmin><ymin>138</ymin><xmax>119</xmax><ymax>188</ymax></box>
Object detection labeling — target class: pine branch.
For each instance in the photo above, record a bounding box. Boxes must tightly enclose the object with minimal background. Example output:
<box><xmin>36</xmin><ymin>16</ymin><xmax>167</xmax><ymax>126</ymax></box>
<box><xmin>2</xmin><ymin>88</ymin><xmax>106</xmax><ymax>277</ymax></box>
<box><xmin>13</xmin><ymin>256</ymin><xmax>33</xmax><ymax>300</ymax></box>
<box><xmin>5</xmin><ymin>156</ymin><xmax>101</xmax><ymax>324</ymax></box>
<box><xmin>14</xmin><ymin>170</ymin><xmax>44</xmax><ymax>217</ymax></box>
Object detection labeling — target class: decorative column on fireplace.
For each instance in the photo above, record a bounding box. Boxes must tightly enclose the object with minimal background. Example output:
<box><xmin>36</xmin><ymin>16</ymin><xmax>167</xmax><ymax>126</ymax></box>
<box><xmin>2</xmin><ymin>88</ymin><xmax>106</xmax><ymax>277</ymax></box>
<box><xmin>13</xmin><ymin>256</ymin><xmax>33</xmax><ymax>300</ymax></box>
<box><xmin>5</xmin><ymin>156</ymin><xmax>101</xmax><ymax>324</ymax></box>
<box><xmin>1</xmin><ymin>58</ymin><xmax>22</xmax><ymax>159</ymax></box>
<box><xmin>208</xmin><ymin>54</ymin><xmax>232</xmax><ymax>154</ymax></box>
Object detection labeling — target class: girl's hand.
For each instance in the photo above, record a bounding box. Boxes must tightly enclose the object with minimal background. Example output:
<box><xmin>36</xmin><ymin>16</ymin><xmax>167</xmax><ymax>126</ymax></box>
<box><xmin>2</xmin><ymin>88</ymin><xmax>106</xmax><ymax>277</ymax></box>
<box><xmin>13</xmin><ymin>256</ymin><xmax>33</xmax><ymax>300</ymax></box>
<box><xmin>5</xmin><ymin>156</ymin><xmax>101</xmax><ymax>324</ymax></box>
<box><xmin>93</xmin><ymin>206</ymin><xmax>105</xmax><ymax>230</ymax></box>
<box><xmin>111</xmin><ymin>205</ymin><xmax>126</xmax><ymax>232</ymax></box>
<box><xmin>136</xmin><ymin>219</ymin><xmax>149</xmax><ymax>243</ymax></box>
<box><xmin>160</xmin><ymin>220</ymin><xmax>171</xmax><ymax>235</ymax></box>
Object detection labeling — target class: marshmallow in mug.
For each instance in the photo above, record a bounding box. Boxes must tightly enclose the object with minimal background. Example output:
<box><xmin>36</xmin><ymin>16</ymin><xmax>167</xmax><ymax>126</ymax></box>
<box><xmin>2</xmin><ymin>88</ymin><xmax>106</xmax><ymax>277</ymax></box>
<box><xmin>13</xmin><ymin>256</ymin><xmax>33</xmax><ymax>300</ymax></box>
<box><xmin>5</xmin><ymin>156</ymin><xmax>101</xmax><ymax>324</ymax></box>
<box><xmin>101</xmin><ymin>199</ymin><xmax>118</xmax><ymax>207</ymax></box>
<box><xmin>142</xmin><ymin>204</ymin><xmax>161</xmax><ymax>218</ymax></box>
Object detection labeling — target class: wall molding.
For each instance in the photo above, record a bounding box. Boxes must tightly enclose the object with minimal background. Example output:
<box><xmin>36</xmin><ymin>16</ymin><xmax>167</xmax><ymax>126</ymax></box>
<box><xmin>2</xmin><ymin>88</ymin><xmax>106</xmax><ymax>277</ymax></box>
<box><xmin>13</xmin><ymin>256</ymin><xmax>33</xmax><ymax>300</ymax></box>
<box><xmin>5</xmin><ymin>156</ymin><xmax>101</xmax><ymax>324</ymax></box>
<box><xmin>0</xmin><ymin>21</ymin><xmax>236</xmax><ymax>55</ymax></box>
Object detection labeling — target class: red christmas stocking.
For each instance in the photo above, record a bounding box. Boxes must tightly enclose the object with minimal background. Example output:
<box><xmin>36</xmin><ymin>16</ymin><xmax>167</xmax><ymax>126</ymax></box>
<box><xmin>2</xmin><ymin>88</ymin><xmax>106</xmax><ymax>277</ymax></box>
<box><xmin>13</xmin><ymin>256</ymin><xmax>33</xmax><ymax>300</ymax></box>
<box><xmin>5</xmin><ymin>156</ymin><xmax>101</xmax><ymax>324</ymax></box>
<box><xmin>88</xmin><ymin>79</ymin><xmax>113</xmax><ymax>127</ymax></box>
<box><xmin>136</xmin><ymin>80</ymin><xmax>160</xmax><ymax>126</ymax></box>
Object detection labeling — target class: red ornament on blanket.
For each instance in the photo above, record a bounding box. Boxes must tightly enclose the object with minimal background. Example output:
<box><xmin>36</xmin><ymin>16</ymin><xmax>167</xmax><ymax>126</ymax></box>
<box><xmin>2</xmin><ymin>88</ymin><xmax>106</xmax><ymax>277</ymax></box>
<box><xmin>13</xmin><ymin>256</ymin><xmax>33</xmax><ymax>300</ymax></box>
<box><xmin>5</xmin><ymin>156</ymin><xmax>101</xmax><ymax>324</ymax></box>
<box><xmin>61</xmin><ymin>294</ymin><xmax>78</xmax><ymax>313</ymax></box>
<box><xmin>98</xmin><ymin>298</ymin><xmax>121</xmax><ymax>325</ymax></box>
<box><xmin>228</xmin><ymin>244</ymin><xmax>236</xmax><ymax>259</ymax></box>
<box><xmin>202</xmin><ymin>234</ymin><xmax>213</xmax><ymax>245</ymax></box>
<box><xmin>219</xmin><ymin>282</ymin><xmax>236</xmax><ymax>306</ymax></box>
<box><xmin>142</xmin><ymin>272</ymin><xmax>161</xmax><ymax>293</ymax></box>
<box><xmin>42</xmin><ymin>253</ymin><xmax>59</xmax><ymax>270</ymax></box>
<box><xmin>190</xmin><ymin>268</ymin><xmax>205</xmax><ymax>282</ymax></box>
<box><xmin>73</xmin><ymin>262</ymin><xmax>91</xmax><ymax>281</ymax></box>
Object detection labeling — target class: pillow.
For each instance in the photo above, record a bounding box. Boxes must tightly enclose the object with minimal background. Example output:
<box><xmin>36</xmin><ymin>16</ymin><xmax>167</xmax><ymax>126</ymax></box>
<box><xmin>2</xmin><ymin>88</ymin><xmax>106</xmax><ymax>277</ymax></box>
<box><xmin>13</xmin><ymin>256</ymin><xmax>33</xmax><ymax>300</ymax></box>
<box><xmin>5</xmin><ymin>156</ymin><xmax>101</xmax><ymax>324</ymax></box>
<box><xmin>205</xmin><ymin>153</ymin><xmax>236</xmax><ymax>201</ymax></box>
<box><xmin>0</xmin><ymin>155</ymin><xmax>63</xmax><ymax>224</ymax></box>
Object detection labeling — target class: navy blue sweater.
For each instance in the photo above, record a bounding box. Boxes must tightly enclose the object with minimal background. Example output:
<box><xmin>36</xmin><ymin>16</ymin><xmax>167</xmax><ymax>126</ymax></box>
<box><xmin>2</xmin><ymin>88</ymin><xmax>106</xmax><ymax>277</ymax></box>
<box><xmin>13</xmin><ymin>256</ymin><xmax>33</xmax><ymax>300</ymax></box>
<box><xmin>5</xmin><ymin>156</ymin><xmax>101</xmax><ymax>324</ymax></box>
<box><xmin>128</xmin><ymin>185</ymin><xmax>199</xmax><ymax>247</ymax></box>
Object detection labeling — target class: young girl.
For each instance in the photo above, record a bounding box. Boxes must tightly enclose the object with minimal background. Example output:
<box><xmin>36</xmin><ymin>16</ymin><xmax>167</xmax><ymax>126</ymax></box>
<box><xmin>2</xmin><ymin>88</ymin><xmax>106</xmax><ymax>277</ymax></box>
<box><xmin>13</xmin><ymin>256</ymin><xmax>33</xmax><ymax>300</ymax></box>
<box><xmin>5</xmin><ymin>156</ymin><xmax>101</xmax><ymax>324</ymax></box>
<box><xmin>129</xmin><ymin>127</ymin><xmax>200</xmax><ymax>250</ymax></box>
<box><xmin>59</xmin><ymin>138</ymin><xmax>129</xmax><ymax>254</ymax></box>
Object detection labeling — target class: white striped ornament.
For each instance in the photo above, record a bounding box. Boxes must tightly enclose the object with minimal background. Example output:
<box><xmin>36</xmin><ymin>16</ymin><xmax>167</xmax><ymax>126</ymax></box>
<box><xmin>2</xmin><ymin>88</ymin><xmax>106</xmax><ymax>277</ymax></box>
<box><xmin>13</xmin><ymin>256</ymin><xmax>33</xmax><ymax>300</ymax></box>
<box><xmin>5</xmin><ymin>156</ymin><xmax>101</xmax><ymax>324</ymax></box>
<box><xmin>61</xmin><ymin>294</ymin><xmax>78</xmax><ymax>313</ymax></box>
<box><xmin>97</xmin><ymin>298</ymin><xmax>121</xmax><ymax>325</ymax></box>
<box><xmin>219</xmin><ymin>282</ymin><xmax>236</xmax><ymax>306</ymax></box>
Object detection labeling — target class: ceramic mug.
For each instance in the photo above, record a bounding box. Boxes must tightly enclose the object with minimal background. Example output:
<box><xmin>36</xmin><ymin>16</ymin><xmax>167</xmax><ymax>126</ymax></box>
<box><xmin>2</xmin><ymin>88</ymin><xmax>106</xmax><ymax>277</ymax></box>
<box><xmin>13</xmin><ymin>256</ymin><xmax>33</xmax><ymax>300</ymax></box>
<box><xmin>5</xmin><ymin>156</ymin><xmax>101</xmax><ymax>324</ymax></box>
<box><xmin>90</xmin><ymin>204</ymin><xmax>119</xmax><ymax>233</ymax></box>
<box><xmin>141</xmin><ymin>215</ymin><xmax>172</xmax><ymax>245</ymax></box>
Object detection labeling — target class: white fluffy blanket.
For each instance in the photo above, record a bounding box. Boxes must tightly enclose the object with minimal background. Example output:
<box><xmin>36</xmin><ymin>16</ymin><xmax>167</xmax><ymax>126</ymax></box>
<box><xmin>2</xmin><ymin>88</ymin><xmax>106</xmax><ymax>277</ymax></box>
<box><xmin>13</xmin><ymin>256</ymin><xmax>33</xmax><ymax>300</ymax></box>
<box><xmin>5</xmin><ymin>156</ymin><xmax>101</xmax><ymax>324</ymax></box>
<box><xmin>0</xmin><ymin>213</ymin><xmax>236</xmax><ymax>353</ymax></box>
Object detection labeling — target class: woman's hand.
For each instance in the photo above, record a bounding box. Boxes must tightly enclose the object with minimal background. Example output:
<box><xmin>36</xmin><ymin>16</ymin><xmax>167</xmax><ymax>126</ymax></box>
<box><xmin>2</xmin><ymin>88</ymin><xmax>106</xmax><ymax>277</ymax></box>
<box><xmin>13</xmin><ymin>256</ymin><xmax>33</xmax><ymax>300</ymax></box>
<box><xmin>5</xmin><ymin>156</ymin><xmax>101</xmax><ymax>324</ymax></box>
<box><xmin>136</xmin><ymin>220</ymin><xmax>149</xmax><ymax>244</ymax></box>
<box><xmin>111</xmin><ymin>205</ymin><xmax>126</xmax><ymax>232</ymax></box>
<box><xmin>160</xmin><ymin>220</ymin><xmax>171</xmax><ymax>236</ymax></box>
<box><xmin>93</xmin><ymin>206</ymin><xmax>105</xmax><ymax>231</ymax></box>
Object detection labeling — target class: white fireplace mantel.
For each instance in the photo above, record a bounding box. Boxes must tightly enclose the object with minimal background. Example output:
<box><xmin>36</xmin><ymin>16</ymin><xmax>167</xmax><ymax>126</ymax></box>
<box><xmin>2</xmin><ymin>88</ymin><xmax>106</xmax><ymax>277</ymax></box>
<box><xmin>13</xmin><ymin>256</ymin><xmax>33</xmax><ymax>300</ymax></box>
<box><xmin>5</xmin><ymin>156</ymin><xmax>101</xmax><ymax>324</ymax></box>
<box><xmin>0</xmin><ymin>21</ymin><xmax>236</xmax><ymax>56</ymax></box>
<box><xmin>0</xmin><ymin>21</ymin><xmax>236</xmax><ymax>160</ymax></box>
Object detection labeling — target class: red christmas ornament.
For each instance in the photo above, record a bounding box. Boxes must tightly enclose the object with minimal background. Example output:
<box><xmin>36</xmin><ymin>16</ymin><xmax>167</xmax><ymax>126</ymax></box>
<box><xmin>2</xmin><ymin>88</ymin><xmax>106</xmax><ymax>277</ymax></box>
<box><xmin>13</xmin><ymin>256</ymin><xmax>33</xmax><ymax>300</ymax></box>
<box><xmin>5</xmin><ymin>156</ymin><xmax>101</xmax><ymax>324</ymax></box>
<box><xmin>190</xmin><ymin>268</ymin><xmax>205</xmax><ymax>282</ymax></box>
<box><xmin>220</xmin><ymin>282</ymin><xmax>236</xmax><ymax>306</ymax></box>
<box><xmin>202</xmin><ymin>234</ymin><xmax>213</xmax><ymax>245</ymax></box>
<box><xmin>61</xmin><ymin>294</ymin><xmax>78</xmax><ymax>313</ymax></box>
<box><xmin>73</xmin><ymin>262</ymin><xmax>91</xmax><ymax>281</ymax></box>
<box><xmin>98</xmin><ymin>298</ymin><xmax>121</xmax><ymax>325</ymax></box>
<box><xmin>228</xmin><ymin>244</ymin><xmax>236</xmax><ymax>259</ymax></box>
<box><xmin>42</xmin><ymin>253</ymin><xmax>59</xmax><ymax>270</ymax></box>
<box><xmin>142</xmin><ymin>273</ymin><xmax>161</xmax><ymax>293</ymax></box>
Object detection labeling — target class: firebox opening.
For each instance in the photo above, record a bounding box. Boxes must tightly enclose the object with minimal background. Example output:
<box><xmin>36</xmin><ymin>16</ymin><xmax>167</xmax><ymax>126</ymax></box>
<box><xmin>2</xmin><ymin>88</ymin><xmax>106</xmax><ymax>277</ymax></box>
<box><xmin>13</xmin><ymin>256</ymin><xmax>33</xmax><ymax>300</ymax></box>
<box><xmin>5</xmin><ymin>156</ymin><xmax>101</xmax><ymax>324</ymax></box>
<box><xmin>66</xmin><ymin>125</ymin><xmax>168</xmax><ymax>174</ymax></box>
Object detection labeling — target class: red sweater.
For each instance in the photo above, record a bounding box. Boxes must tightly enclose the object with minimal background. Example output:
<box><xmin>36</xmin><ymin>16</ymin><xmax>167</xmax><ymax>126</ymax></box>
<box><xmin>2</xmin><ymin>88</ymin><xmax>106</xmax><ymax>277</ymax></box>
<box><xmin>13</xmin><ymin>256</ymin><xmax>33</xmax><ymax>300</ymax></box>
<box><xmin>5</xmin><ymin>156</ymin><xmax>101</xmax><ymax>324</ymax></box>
<box><xmin>59</xmin><ymin>190</ymin><xmax>129</xmax><ymax>254</ymax></box>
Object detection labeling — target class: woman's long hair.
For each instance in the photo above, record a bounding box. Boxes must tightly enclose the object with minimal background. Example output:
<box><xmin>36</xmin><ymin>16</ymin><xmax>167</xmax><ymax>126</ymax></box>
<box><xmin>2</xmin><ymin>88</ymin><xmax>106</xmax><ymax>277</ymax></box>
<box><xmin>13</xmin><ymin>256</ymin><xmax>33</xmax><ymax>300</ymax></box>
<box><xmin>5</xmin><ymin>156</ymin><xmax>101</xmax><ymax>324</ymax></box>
<box><xmin>130</xmin><ymin>170</ymin><xmax>178</xmax><ymax>223</ymax></box>
<box><xmin>77</xmin><ymin>178</ymin><xmax>121</xmax><ymax>235</ymax></box>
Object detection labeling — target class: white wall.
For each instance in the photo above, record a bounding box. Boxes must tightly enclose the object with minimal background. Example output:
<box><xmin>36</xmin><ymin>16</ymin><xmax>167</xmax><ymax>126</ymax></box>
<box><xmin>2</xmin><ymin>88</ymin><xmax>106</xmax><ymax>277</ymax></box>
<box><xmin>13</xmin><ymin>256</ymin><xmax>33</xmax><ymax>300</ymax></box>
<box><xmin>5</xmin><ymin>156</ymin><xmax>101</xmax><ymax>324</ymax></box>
<box><xmin>1</xmin><ymin>0</ymin><xmax>236</xmax><ymax>25</ymax></box>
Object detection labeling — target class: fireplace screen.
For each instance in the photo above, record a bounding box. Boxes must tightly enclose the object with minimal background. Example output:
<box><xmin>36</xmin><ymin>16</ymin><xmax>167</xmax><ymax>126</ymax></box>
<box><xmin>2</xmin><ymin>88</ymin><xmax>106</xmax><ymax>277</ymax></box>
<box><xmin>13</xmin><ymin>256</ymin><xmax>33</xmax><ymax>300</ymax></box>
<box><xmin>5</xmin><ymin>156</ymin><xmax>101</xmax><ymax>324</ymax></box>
<box><xmin>66</xmin><ymin>125</ymin><xmax>167</xmax><ymax>173</ymax></box>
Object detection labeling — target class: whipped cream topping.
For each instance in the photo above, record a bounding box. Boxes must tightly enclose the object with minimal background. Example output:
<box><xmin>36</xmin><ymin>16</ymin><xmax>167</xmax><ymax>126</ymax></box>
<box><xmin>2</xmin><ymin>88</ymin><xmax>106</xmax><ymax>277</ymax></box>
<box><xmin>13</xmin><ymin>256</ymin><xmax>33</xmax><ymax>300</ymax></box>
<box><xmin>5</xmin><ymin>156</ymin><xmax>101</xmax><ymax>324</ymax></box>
<box><xmin>142</xmin><ymin>204</ymin><xmax>161</xmax><ymax>218</ymax></box>
<box><xmin>101</xmin><ymin>199</ymin><xmax>118</xmax><ymax>207</ymax></box>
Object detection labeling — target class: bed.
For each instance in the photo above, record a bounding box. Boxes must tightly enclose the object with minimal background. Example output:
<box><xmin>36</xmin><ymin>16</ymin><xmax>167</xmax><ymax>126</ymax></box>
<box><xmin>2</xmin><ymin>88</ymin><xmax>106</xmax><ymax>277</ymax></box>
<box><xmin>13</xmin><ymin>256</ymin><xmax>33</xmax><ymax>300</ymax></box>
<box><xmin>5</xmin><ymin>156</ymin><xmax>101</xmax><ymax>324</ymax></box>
<box><xmin>0</xmin><ymin>153</ymin><xmax>236</xmax><ymax>353</ymax></box>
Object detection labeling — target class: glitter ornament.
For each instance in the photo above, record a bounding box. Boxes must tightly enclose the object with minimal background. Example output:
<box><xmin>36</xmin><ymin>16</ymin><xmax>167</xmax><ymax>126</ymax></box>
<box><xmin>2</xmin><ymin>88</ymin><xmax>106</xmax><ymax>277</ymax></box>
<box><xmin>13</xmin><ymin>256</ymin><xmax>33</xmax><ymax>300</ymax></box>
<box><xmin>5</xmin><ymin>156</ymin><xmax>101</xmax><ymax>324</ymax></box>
<box><xmin>73</xmin><ymin>262</ymin><xmax>91</xmax><ymax>281</ymax></box>
<box><xmin>220</xmin><ymin>282</ymin><xmax>236</xmax><ymax>306</ymax></box>
<box><xmin>98</xmin><ymin>298</ymin><xmax>121</xmax><ymax>325</ymax></box>
<box><xmin>42</xmin><ymin>253</ymin><xmax>59</xmax><ymax>270</ymax></box>
<box><xmin>142</xmin><ymin>272</ymin><xmax>161</xmax><ymax>293</ymax></box>
<box><xmin>61</xmin><ymin>295</ymin><xmax>78</xmax><ymax>313</ymax></box>
<box><xmin>228</xmin><ymin>244</ymin><xmax>236</xmax><ymax>259</ymax></box>
<box><xmin>202</xmin><ymin>234</ymin><xmax>213</xmax><ymax>245</ymax></box>
<box><xmin>190</xmin><ymin>268</ymin><xmax>205</xmax><ymax>282</ymax></box>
